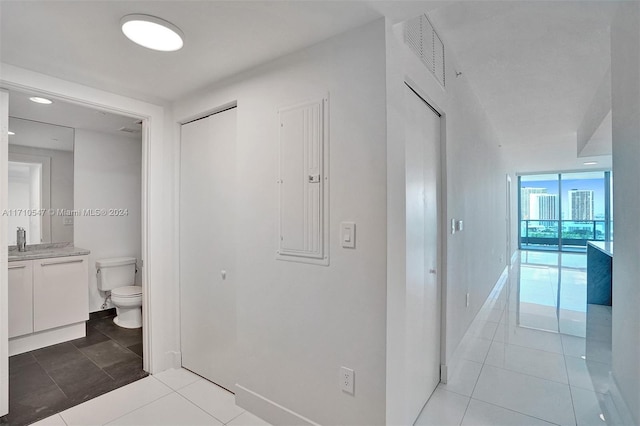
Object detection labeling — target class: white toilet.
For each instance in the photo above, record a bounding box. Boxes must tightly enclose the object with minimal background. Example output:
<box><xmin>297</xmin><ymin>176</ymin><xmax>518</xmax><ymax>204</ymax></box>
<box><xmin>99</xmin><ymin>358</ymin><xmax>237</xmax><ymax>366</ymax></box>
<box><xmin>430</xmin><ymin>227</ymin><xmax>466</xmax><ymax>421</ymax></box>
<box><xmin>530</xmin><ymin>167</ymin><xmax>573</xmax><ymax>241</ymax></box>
<box><xmin>96</xmin><ymin>257</ymin><xmax>142</xmax><ymax>329</ymax></box>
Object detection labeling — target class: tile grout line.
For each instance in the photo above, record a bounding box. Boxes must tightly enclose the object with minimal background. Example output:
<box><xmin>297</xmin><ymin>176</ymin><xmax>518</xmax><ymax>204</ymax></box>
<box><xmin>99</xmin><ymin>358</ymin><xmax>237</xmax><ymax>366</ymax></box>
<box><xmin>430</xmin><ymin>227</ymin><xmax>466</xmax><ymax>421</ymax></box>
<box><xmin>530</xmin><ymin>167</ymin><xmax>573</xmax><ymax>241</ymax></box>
<box><xmin>175</xmin><ymin>378</ymin><xmax>245</xmax><ymax>425</ymax></box>
<box><xmin>76</xmin><ymin>320</ymin><xmax>145</xmax><ymax>381</ymax></box>
<box><xmin>458</xmin><ymin>299</ymin><xmax>503</xmax><ymax>425</ymax></box>
<box><xmin>174</xmin><ymin>390</ymin><xmax>229</xmax><ymax>425</ymax></box>
<box><xmin>31</xmin><ymin>350</ymin><xmax>72</xmax><ymax>401</ymax></box>
<box><xmin>68</xmin><ymin>376</ymin><xmax>174</xmax><ymax>426</ymax></box>
<box><xmin>90</xmin><ymin>318</ymin><xmax>144</xmax><ymax>359</ymax></box>
<box><xmin>494</xmin><ymin>334</ymin><xmax>565</xmax><ymax>357</ymax></box>
<box><xmin>225</xmin><ymin>410</ymin><xmax>247</xmax><ymax>425</ymax></box>
<box><xmin>482</xmin><ymin>345</ymin><xmax>571</xmax><ymax>386</ymax></box>
<box><xmin>463</xmin><ymin>261</ymin><xmax>573</xmax><ymax>426</ymax></box>
<box><xmin>466</xmin><ymin>397</ymin><xmax>564</xmax><ymax>426</ymax></box>
<box><xmin>560</xmin><ymin>333</ymin><xmax>580</xmax><ymax>426</ymax></box>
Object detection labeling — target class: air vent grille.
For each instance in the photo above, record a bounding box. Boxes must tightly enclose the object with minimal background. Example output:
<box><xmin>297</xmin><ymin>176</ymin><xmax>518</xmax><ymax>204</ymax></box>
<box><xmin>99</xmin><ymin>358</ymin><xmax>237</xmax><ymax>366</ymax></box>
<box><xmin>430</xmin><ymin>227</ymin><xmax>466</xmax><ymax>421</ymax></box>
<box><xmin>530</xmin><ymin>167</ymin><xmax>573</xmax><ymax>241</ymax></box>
<box><xmin>404</xmin><ymin>14</ymin><xmax>445</xmax><ymax>87</ymax></box>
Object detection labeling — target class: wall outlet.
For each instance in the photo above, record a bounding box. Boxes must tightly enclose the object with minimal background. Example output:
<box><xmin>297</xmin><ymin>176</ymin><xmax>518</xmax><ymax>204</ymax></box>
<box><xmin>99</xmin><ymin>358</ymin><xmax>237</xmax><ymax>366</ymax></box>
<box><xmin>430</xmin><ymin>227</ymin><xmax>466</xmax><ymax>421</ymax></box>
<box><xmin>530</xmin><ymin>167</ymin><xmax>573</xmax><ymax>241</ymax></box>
<box><xmin>340</xmin><ymin>366</ymin><xmax>355</xmax><ymax>395</ymax></box>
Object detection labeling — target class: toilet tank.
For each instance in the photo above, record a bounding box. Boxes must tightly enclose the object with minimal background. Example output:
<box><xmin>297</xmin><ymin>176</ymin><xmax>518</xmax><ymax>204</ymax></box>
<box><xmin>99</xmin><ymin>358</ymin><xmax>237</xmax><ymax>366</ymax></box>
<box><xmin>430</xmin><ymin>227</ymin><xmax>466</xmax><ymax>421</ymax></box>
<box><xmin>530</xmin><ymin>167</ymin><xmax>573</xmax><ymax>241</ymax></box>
<box><xmin>96</xmin><ymin>257</ymin><xmax>137</xmax><ymax>291</ymax></box>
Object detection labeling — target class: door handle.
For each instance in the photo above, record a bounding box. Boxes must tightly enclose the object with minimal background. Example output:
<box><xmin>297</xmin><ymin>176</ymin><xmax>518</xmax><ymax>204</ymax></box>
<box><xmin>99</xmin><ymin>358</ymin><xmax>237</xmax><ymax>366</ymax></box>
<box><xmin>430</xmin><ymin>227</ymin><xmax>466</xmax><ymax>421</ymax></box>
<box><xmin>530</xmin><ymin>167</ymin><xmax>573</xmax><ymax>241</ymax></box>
<box><xmin>429</xmin><ymin>269</ymin><xmax>437</xmax><ymax>274</ymax></box>
<box><xmin>8</xmin><ymin>264</ymin><xmax>26</xmax><ymax>269</ymax></box>
<box><xmin>41</xmin><ymin>259</ymin><xmax>84</xmax><ymax>267</ymax></box>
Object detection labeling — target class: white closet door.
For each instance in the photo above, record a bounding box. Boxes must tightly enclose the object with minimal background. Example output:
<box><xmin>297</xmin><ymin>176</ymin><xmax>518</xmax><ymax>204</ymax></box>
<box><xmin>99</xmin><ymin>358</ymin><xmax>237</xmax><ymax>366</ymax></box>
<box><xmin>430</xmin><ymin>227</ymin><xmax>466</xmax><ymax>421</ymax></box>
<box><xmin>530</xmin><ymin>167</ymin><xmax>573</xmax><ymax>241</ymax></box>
<box><xmin>404</xmin><ymin>84</ymin><xmax>441</xmax><ymax>422</ymax></box>
<box><xmin>180</xmin><ymin>108</ymin><xmax>237</xmax><ymax>392</ymax></box>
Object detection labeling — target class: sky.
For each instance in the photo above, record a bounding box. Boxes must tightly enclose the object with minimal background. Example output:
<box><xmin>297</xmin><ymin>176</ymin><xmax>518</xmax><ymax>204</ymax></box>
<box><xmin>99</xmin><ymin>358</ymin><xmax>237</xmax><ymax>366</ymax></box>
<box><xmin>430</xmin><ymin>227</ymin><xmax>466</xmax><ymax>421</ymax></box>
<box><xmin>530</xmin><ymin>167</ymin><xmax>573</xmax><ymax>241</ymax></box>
<box><xmin>521</xmin><ymin>175</ymin><xmax>608</xmax><ymax>219</ymax></box>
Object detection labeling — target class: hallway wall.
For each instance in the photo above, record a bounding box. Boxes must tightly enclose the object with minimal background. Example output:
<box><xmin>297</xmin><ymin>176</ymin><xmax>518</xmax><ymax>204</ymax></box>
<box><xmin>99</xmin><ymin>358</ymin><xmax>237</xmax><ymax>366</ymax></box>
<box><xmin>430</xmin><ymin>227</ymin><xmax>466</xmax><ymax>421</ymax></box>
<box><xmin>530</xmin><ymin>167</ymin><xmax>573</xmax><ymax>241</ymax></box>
<box><xmin>385</xmin><ymin>18</ymin><xmax>508</xmax><ymax>425</ymax></box>
<box><xmin>173</xmin><ymin>20</ymin><xmax>388</xmax><ymax>425</ymax></box>
<box><xmin>610</xmin><ymin>2</ymin><xmax>640</xmax><ymax>423</ymax></box>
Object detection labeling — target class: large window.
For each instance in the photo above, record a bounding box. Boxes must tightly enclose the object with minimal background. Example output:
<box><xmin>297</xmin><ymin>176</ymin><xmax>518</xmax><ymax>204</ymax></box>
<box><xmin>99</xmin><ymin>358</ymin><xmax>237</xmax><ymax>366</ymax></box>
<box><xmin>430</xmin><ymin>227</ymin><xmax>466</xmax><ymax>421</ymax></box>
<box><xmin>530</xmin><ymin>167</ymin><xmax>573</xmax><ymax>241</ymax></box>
<box><xmin>519</xmin><ymin>171</ymin><xmax>612</xmax><ymax>251</ymax></box>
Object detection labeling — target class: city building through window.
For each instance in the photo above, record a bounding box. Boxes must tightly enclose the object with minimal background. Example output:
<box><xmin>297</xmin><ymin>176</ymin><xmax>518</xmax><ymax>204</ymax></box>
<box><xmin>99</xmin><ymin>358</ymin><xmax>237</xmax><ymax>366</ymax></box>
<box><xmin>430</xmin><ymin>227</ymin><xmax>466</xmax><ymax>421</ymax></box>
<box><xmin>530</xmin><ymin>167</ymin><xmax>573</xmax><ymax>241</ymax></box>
<box><xmin>519</xmin><ymin>171</ymin><xmax>612</xmax><ymax>251</ymax></box>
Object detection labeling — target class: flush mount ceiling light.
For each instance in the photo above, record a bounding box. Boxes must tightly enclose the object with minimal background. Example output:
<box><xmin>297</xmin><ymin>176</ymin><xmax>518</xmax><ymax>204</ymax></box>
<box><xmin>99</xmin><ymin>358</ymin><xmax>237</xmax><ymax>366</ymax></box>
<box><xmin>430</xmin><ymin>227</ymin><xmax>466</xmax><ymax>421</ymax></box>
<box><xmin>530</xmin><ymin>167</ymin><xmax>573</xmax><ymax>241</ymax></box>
<box><xmin>121</xmin><ymin>14</ymin><xmax>184</xmax><ymax>51</ymax></box>
<box><xmin>29</xmin><ymin>96</ymin><xmax>53</xmax><ymax>104</ymax></box>
<box><xmin>583</xmin><ymin>161</ymin><xmax>598</xmax><ymax>166</ymax></box>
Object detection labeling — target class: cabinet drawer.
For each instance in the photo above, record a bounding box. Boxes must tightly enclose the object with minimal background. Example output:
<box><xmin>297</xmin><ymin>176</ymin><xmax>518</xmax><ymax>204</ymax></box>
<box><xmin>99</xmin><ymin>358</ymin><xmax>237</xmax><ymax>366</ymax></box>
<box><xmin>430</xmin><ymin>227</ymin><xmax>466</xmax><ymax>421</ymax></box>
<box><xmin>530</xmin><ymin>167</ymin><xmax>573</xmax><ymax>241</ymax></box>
<box><xmin>8</xmin><ymin>261</ymin><xmax>34</xmax><ymax>338</ymax></box>
<box><xmin>33</xmin><ymin>255</ymin><xmax>89</xmax><ymax>332</ymax></box>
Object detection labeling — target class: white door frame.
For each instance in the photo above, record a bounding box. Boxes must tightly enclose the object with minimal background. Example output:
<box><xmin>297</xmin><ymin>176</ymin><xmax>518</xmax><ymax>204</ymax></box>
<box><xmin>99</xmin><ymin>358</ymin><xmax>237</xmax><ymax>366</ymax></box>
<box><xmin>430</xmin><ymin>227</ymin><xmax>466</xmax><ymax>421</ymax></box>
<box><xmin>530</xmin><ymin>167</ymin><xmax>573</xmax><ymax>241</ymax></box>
<box><xmin>1</xmin><ymin>89</ymin><xmax>10</xmax><ymax>416</ymax></box>
<box><xmin>0</xmin><ymin>65</ymin><xmax>171</xmax><ymax>398</ymax></box>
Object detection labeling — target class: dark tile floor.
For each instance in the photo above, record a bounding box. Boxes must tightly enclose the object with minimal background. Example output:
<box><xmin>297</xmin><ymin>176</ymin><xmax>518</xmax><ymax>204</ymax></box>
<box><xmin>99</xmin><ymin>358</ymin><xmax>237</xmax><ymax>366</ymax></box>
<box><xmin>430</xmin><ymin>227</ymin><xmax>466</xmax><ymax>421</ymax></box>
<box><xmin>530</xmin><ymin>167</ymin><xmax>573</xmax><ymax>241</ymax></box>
<box><xmin>0</xmin><ymin>310</ymin><xmax>147</xmax><ymax>426</ymax></box>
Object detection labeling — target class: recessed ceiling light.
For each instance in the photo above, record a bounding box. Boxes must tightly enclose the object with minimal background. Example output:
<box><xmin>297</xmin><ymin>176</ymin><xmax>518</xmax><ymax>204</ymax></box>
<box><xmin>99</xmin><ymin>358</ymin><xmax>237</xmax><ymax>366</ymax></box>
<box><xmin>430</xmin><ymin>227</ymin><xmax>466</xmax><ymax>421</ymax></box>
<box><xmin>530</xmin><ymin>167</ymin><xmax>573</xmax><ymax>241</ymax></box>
<box><xmin>29</xmin><ymin>96</ymin><xmax>53</xmax><ymax>104</ymax></box>
<box><xmin>583</xmin><ymin>161</ymin><xmax>598</xmax><ymax>166</ymax></box>
<box><xmin>121</xmin><ymin>14</ymin><xmax>184</xmax><ymax>52</ymax></box>
<box><xmin>8</xmin><ymin>131</ymin><xmax>15</xmax><ymax>136</ymax></box>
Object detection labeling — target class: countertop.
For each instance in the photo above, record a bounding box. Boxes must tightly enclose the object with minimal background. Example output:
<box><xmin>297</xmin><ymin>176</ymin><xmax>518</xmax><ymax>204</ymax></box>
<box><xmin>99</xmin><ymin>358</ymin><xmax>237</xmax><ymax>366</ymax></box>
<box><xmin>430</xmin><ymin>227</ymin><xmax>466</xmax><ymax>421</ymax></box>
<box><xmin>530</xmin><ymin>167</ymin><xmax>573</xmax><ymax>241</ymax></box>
<box><xmin>587</xmin><ymin>241</ymin><xmax>613</xmax><ymax>257</ymax></box>
<box><xmin>8</xmin><ymin>242</ymin><xmax>90</xmax><ymax>262</ymax></box>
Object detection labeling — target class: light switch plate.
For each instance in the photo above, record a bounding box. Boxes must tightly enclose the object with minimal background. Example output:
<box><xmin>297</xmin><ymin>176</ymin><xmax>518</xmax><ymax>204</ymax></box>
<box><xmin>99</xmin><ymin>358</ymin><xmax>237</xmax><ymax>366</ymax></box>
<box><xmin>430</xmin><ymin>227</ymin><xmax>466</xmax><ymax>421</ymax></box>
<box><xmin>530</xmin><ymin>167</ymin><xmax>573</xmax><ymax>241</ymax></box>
<box><xmin>340</xmin><ymin>222</ymin><xmax>356</xmax><ymax>248</ymax></box>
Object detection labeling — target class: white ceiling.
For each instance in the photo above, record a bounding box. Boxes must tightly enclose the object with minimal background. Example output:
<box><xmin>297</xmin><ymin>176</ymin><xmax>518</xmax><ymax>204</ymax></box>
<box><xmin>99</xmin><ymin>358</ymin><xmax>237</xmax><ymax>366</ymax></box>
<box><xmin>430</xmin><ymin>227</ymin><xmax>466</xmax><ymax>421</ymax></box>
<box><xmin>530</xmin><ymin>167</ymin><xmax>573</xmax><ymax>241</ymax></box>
<box><xmin>426</xmin><ymin>1</ymin><xmax>619</xmax><ymax>148</ymax></box>
<box><xmin>0</xmin><ymin>0</ymin><xmax>620</xmax><ymax>151</ymax></box>
<box><xmin>0</xmin><ymin>1</ymin><xmax>383</xmax><ymax>103</ymax></box>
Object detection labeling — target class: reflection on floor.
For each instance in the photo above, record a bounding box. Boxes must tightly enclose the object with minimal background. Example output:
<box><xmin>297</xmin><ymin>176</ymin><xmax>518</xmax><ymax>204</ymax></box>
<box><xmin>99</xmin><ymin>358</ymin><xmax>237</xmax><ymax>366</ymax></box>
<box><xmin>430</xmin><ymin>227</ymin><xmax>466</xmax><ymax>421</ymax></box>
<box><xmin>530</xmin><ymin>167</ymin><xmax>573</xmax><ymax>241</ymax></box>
<box><xmin>416</xmin><ymin>250</ymin><xmax>614</xmax><ymax>426</ymax></box>
<box><xmin>518</xmin><ymin>250</ymin><xmax>591</xmax><ymax>336</ymax></box>
<box><xmin>0</xmin><ymin>310</ymin><xmax>146</xmax><ymax>426</ymax></box>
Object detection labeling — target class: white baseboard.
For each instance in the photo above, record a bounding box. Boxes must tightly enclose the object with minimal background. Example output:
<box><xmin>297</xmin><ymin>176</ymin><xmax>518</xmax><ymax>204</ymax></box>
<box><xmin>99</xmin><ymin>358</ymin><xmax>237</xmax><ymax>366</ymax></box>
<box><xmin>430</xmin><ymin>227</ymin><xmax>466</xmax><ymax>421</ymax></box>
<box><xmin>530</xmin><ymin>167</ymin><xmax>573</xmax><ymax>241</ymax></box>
<box><xmin>235</xmin><ymin>384</ymin><xmax>320</xmax><ymax>426</ymax></box>
<box><xmin>605</xmin><ymin>373</ymin><xmax>637</xmax><ymax>426</ymax></box>
<box><xmin>510</xmin><ymin>251</ymin><xmax>519</xmax><ymax>267</ymax></box>
<box><xmin>440</xmin><ymin>364</ymin><xmax>448</xmax><ymax>384</ymax></box>
<box><xmin>9</xmin><ymin>322</ymin><xmax>85</xmax><ymax>356</ymax></box>
<box><xmin>169</xmin><ymin>351</ymin><xmax>182</xmax><ymax>369</ymax></box>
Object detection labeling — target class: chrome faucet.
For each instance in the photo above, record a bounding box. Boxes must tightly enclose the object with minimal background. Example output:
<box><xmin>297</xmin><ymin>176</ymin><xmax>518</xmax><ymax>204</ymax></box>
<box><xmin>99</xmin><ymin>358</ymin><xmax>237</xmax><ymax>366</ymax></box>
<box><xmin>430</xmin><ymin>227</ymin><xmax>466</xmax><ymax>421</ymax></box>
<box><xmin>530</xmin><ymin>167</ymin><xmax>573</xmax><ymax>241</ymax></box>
<box><xmin>17</xmin><ymin>227</ymin><xmax>26</xmax><ymax>252</ymax></box>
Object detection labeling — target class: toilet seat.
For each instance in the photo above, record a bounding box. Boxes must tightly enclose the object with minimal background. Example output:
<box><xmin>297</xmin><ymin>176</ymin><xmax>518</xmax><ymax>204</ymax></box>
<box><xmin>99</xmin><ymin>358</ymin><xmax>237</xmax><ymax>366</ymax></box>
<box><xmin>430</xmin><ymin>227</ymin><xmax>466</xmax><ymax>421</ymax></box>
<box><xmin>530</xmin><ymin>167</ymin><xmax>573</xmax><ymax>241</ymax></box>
<box><xmin>112</xmin><ymin>285</ymin><xmax>142</xmax><ymax>298</ymax></box>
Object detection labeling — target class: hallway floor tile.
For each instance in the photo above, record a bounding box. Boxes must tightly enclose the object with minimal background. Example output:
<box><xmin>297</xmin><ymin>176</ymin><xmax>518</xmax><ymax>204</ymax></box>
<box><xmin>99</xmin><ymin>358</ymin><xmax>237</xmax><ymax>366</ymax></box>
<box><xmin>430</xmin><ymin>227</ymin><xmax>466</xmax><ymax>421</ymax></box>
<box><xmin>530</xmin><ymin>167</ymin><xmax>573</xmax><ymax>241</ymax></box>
<box><xmin>416</xmin><ymin>250</ymin><xmax>613</xmax><ymax>425</ymax></box>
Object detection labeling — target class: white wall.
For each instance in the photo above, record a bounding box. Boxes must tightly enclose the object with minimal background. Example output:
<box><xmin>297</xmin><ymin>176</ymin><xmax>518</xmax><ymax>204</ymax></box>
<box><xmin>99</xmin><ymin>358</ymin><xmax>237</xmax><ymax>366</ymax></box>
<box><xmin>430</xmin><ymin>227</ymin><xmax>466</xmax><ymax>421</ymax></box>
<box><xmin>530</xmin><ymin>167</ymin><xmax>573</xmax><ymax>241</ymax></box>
<box><xmin>173</xmin><ymin>20</ymin><xmax>387</xmax><ymax>425</ymax></box>
<box><xmin>610</xmin><ymin>2</ymin><xmax>640</xmax><ymax>423</ymax></box>
<box><xmin>578</xmin><ymin>68</ymin><xmax>612</xmax><ymax>157</ymax></box>
<box><xmin>8</xmin><ymin>145</ymin><xmax>74</xmax><ymax>243</ymax></box>
<box><xmin>385</xmin><ymin>19</ymin><xmax>508</xmax><ymax>425</ymax></box>
<box><xmin>74</xmin><ymin>129</ymin><xmax>142</xmax><ymax>313</ymax></box>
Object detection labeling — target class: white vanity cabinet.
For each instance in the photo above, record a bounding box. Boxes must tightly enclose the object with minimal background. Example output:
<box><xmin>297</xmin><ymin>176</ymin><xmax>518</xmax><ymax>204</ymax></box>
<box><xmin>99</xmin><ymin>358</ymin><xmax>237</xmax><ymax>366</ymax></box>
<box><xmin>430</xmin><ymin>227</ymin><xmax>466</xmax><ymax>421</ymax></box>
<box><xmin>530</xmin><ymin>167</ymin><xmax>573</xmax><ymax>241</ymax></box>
<box><xmin>8</xmin><ymin>253</ymin><xmax>89</xmax><ymax>355</ymax></box>
<box><xmin>8</xmin><ymin>261</ymin><xmax>34</xmax><ymax>338</ymax></box>
<box><xmin>33</xmin><ymin>256</ymin><xmax>89</xmax><ymax>332</ymax></box>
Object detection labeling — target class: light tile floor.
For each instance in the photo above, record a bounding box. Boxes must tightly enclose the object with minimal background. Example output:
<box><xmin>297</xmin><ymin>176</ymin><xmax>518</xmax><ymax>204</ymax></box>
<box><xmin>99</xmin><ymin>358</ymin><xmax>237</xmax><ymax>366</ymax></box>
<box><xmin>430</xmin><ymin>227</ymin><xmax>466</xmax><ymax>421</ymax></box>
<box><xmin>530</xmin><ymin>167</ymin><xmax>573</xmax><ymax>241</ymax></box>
<box><xmin>417</xmin><ymin>250</ymin><xmax>614</xmax><ymax>426</ymax></box>
<box><xmin>32</xmin><ymin>250</ymin><xmax>612</xmax><ymax>426</ymax></box>
<box><xmin>31</xmin><ymin>369</ymin><xmax>272</xmax><ymax>426</ymax></box>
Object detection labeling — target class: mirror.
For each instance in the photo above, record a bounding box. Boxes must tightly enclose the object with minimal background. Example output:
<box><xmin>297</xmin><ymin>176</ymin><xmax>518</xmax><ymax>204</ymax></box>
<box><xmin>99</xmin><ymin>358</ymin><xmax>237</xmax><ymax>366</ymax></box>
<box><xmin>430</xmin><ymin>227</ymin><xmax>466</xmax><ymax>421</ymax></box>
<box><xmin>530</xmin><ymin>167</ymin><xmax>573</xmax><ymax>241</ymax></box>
<box><xmin>8</xmin><ymin>117</ymin><xmax>74</xmax><ymax>245</ymax></box>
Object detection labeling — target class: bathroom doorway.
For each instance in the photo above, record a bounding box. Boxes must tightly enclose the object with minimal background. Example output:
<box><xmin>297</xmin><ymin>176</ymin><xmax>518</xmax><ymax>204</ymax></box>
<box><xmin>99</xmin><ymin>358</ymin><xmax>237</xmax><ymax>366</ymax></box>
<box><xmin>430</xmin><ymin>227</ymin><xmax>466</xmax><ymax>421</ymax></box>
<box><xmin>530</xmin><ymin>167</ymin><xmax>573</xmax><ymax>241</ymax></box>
<box><xmin>0</xmin><ymin>81</ymin><xmax>161</xmax><ymax>422</ymax></box>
